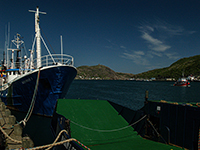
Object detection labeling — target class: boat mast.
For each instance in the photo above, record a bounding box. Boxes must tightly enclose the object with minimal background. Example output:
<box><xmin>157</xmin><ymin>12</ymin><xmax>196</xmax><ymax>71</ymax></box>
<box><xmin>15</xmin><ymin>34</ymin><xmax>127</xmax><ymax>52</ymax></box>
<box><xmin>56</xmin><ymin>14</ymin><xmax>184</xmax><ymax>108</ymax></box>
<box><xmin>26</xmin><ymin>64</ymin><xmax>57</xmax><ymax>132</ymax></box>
<box><xmin>29</xmin><ymin>49</ymin><xmax>34</xmax><ymax>69</ymax></box>
<box><xmin>29</xmin><ymin>7</ymin><xmax>46</xmax><ymax>68</ymax></box>
<box><xmin>8</xmin><ymin>34</ymin><xmax>23</xmax><ymax>69</ymax></box>
<box><xmin>5</xmin><ymin>24</ymin><xmax>9</xmax><ymax>69</ymax></box>
<box><xmin>60</xmin><ymin>35</ymin><xmax>63</xmax><ymax>63</ymax></box>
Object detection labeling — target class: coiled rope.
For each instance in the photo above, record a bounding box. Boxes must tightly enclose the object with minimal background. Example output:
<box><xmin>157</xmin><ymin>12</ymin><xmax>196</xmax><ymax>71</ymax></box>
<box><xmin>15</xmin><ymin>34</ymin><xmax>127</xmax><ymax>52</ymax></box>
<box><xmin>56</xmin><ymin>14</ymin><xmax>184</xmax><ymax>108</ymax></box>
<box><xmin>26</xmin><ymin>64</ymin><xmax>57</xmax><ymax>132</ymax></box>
<box><xmin>71</xmin><ymin>115</ymin><xmax>147</xmax><ymax>132</ymax></box>
<box><xmin>19</xmin><ymin>68</ymin><xmax>41</xmax><ymax>126</ymax></box>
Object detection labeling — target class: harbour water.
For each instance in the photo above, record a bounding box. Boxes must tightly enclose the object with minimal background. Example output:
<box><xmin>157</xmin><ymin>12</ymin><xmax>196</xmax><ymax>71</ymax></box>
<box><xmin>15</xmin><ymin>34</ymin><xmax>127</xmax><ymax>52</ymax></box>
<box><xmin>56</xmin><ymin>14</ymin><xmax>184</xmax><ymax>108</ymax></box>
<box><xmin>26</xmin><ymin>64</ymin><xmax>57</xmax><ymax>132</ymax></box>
<box><xmin>17</xmin><ymin>80</ymin><xmax>199</xmax><ymax>147</ymax></box>
<box><xmin>66</xmin><ymin>80</ymin><xmax>200</xmax><ymax>110</ymax></box>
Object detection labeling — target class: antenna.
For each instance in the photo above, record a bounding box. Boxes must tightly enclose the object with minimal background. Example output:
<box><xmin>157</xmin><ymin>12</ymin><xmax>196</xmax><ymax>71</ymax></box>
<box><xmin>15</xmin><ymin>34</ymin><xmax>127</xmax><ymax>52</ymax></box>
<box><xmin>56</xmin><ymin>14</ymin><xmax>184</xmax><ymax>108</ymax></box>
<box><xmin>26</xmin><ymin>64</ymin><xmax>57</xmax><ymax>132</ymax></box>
<box><xmin>5</xmin><ymin>25</ymin><xmax>8</xmax><ymax>68</ymax></box>
<box><xmin>28</xmin><ymin>6</ymin><xmax>46</xmax><ymax>68</ymax></box>
<box><xmin>7</xmin><ymin>23</ymin><xmax>10</xmax><ymax>69</ymax></box>
<box><xmin>28</xmin><ymin>6</ymin><xmax>47</xmax><ymax>15</ymax></box>
<box><xmin>7</xmin><ymin>34</ymin><xmax>24</xmax><ymax>69</ymax></box>
<box><xmin>60</xmin><ymin>35</ymin><xmax>63</xmax><ymax>63</ymax></box>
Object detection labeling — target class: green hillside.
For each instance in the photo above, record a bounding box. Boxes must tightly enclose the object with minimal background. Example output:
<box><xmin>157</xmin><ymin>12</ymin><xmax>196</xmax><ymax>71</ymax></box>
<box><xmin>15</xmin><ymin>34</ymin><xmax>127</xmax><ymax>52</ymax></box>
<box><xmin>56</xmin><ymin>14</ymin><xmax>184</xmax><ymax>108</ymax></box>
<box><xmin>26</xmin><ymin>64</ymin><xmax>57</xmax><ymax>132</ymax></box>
<box><xmin>135</xmin><ymin>55</ymin><xmax>200</xmax><ymax>79</ymax></box>
<box><xmin>75</xmin><ymin>55</ymin><xmax>200</xmax><ymax>80</ymax></box>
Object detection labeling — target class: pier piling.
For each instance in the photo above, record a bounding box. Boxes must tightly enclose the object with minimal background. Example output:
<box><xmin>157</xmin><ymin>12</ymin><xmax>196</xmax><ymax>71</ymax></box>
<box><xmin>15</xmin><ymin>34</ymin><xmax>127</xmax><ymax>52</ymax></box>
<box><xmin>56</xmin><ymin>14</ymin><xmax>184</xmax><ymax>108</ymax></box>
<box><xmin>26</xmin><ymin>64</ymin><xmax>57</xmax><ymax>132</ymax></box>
<box><xmin>145</xmin><ymin>90</ymin><xmax>149</xmax><ymax>104</ymax></box>
<box><xmin>0</xmin><ymin>100</ymin><xmax>34</xmax><ymax>149</ymax></box>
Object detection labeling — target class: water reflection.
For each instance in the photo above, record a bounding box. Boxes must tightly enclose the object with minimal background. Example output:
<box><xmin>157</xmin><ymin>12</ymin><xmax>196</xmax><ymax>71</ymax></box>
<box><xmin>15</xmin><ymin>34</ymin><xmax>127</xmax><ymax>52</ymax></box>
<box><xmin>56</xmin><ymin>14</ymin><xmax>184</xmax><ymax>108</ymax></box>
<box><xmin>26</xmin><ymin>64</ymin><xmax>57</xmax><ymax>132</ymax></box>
<box><xmin>66</xmin><ymin>80</ymin><xmax>200</xmax><ymax>110</ymax></box>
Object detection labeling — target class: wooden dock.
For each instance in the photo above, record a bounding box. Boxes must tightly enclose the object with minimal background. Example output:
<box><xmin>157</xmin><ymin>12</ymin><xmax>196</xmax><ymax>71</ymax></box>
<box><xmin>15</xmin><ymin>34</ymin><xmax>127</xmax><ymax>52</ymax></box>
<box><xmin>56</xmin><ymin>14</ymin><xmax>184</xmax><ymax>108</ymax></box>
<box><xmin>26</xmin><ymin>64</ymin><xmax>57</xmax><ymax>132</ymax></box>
<box><xmin>0</xmin><ymin>101</ymin><xmax>34</xmax><ymax>149</ymax></box>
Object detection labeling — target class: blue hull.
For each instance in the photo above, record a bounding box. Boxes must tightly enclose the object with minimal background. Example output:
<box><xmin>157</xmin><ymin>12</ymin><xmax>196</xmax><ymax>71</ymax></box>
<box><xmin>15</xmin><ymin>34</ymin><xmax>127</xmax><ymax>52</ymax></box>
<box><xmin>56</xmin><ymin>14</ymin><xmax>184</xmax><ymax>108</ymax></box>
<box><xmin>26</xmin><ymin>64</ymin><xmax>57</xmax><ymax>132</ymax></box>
<box><xmin>0</xmin><ymin>65</ymin><xmax>77</xmax><ymax>116</ymax></box>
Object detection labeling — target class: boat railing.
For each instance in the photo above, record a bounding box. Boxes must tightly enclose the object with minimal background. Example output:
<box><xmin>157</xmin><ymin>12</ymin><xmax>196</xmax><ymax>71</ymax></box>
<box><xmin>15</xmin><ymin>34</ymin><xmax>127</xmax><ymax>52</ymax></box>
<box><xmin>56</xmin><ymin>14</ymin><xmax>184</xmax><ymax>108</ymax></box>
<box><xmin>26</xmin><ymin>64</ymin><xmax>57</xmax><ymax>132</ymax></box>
<box><xmin>32</xmin><ymin>54</ymin><xmax>74</xmax><ymax>68</ymax></box>
<box><xmin>18</xmin><ymin>54</ymin><xmax>74</xmax><ymax>69</ymax></box>
<box><xmin>0</xmin><ymin>54</ymin><xmax>74</xmax><ymax>90</ymax></box>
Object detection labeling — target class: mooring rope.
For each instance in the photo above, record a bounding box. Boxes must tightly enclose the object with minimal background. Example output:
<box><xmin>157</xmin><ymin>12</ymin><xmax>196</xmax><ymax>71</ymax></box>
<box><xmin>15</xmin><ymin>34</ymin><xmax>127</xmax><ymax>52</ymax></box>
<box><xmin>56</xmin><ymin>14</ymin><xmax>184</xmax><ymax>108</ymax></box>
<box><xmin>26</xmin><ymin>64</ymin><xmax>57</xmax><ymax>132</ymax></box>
<box><xmin>0</xmin><ymin>125</ymin><xmax>22</xmax><ymax>144</ymax></box>
<box><xmin>14</xmin><ymin>130</ymin><xmax>90</xmax><ymax>150</ymax></box>
<box><xmin>70</xmin><ymin>115</ymin><xmax>147</xmax><ymax>132</ymax></box>
<box><xmin>45</xmin><ymin>130</ymin><xmax>90</xmax><ymax>150</ymax></box>
<box><xmin>10</xmin><ymin>115</ymin><xmax>147</xmax><ymax>149</ymax></box>
<box><xmin>0</xmin><ymin>123</ymin><xmax>90</xmax><ymax>149</ymax></box>
<box><xmin>19</xmin><ymin>68</ymin><xmax>41</xmax><ymax>126</ymax></box>
<box><xmin>2</xmin><ymin>115</ymin><xmax>146</xmax><ymax>149</ymax></box>
<box><xmin>0</xmin><ymin>69</ymin><xmax>42</xmax><ymax>145</ymax></box>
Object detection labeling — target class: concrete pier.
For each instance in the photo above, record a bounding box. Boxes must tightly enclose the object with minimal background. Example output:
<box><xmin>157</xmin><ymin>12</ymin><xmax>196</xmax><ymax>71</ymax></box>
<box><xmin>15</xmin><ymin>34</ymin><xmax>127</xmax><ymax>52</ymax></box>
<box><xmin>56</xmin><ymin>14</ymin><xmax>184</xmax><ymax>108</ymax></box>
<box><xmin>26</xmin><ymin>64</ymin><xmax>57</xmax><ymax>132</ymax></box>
<box><xmin>0</xmin><ymin>101</ymin><xmax>34</xmax><ymax>149</ymax></box>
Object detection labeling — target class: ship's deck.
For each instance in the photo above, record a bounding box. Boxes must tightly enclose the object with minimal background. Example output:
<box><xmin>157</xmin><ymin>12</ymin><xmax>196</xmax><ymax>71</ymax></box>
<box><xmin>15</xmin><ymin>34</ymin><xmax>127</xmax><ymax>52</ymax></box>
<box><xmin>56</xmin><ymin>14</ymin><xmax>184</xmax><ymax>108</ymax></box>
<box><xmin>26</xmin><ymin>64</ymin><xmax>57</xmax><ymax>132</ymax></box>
<box><xmin>56</xmin><ymin>99</ymin><xmax>181</xmax><ymax>150</ymax></box>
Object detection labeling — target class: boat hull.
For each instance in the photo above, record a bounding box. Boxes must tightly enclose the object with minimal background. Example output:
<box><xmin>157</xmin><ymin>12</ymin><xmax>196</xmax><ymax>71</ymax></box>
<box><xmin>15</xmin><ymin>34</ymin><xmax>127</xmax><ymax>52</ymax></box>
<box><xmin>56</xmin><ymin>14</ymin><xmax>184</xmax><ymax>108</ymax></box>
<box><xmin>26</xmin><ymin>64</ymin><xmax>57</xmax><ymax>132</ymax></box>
<box><xmin>0</xmin><ymin>65</ymin><xmax>77</xmax><ymax>117</ymax></box>
<box><xmin>173</xmin><ymin>78</ymin><xmax>190</xmax><ymax>87</ymax></box>
<box><xmin>173</xmin><ymin>82</ymin><xmax>190</xmax><ymax>87</ymax></box>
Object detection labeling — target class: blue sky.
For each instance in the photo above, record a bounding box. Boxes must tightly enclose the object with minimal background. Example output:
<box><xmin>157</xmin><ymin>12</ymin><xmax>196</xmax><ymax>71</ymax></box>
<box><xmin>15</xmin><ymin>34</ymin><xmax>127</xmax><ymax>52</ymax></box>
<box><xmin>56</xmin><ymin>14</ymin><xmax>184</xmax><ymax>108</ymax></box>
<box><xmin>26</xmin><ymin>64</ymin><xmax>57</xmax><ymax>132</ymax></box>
<box><xmin>0</xmin><ymin>0</ymin><xmax>200</xmax><ymax>74</ymax></box>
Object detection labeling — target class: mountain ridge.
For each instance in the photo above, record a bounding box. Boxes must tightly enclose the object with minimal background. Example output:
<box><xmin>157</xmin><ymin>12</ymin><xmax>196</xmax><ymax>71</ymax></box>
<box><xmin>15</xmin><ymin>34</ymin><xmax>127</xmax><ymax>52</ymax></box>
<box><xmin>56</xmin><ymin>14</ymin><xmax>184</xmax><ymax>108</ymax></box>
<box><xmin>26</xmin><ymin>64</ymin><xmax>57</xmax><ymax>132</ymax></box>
<box><xmin>75</xmin><ymin>55</ymin><xmax>200</xmax><ymax>80</ymax></box>
<box><xmin>76</xmin><ymin>64</ymin><xmax>134</xmax><ymax>80</ymax></box>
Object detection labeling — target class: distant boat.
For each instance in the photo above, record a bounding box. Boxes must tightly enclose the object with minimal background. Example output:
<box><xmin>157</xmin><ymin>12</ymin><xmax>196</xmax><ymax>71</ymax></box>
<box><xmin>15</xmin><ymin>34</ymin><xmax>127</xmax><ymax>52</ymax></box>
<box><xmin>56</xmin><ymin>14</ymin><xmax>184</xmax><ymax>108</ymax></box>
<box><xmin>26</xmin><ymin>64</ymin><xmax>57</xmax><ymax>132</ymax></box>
<box><xmin>173</xmin><ymin>77</ymin><xmax>190</xmax><ymax>87</ymax></box>
<box><xmin>173</xmin><ymin>70</ymin><xmax>190</xmax><ymax>87</ymax></box>
<box><xmin>0</xmin><ymin>7</ymin><xmax>77</xmax><ymax>117</ymax></box>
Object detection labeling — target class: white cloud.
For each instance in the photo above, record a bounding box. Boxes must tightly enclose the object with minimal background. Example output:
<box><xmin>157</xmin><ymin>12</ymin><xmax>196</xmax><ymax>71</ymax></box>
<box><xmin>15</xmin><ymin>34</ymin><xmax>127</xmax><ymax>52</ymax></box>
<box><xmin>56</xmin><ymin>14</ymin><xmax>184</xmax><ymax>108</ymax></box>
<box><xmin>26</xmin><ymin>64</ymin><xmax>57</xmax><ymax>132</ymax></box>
<box><xmin>134</xmin><ymin>50</ymin><xmax>145</xmax><ymax>55</ymax></box>
<box><xmin>122</xmin><ymin>51</ymin><xmax>148</xmax><ymax>65</ymax></box>
<box><xmin>105</xmin><ymin>39</ymin><xmax>118</xmax><ymax>49</ymax></box>
<box><xmin>146</xmin><ymin>26</ymin><xmax>154</xmax><ymax>32</ymax></box>
<box><xmin>165</xmin><ymin>52</ymin><xmax>179</xmax><ymax>60</ymax></box>
<box><xmin>141</xmin><ymin>31</ymin><xmax>171</xmax><ymax>52</ymax></box>
<box><xmin>149</xmin><ymin>51</ymin><xmax>163</xmax><ymax>57</ymax></box>
<box><xmin>188</xmin><ymin>31</ymin><xmax>196</xmax><ymax>34</ymax></box>
<box><xmin>142</xmin><ymin>32</ymin><xmax>162</xmax><ymax>45</ymax></box>
<box><xmin>152</xmin><ymin>18</ymin><xmax>188</xmax><ymax>36</ymax></box>
<box><xmin>139</xmin><ymin>25</ymin><xmax>154</xmax><ymax>33</ymax></box>
<box><xmin>139</xmin><ymin>19</ymin><xmax>195</xmax><ymax>54</ymax></box>
<box><xmin>120</xmin><ymin>46</ymin><xmax>126</xmax><ymax>49</ymax></box>
<box><xmin>155</xmin><ymin>24</ymin><xmax>184</xmax><ymax>36</ymax></box>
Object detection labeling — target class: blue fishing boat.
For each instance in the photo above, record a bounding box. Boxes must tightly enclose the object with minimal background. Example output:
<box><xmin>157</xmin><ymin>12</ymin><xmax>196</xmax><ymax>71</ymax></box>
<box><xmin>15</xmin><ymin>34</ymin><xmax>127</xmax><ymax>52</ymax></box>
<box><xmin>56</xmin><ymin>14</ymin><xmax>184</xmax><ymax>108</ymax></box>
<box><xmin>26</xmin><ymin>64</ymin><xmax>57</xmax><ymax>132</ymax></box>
<box><xmin>0</xmin><ymin>7</ymin><xmax>77</xmax><ymax>117</ymax></box>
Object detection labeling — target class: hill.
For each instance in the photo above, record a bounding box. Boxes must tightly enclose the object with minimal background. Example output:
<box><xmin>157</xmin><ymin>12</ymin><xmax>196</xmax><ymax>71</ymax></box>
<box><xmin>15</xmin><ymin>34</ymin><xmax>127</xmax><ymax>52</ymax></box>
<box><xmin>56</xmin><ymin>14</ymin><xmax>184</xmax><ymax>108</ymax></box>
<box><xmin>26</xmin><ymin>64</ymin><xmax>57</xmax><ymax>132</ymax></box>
<box><xmin>135</xmin><ymin>55</ymin><xmax>200</xmax><ymax>80</ymax></box>
<box><xmin>75</xmin><ymin>55</ymin><xmax>200</xmax><ymax>80</ymax></box>
<box><xmin>76</xmin><ymin>64</ymin><xmax>134</xmax><ymax>80</ymax></box>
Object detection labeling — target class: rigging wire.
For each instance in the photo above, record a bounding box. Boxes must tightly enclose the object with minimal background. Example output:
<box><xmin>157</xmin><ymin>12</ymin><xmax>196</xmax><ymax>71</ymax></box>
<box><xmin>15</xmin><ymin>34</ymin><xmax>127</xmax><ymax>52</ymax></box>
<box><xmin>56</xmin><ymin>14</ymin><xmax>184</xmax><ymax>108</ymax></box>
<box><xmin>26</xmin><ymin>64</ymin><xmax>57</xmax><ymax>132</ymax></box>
<box><xmin>40</xmin><ymin>26</ymin><xmax>56</xmax><ymax>55</ymax></box>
